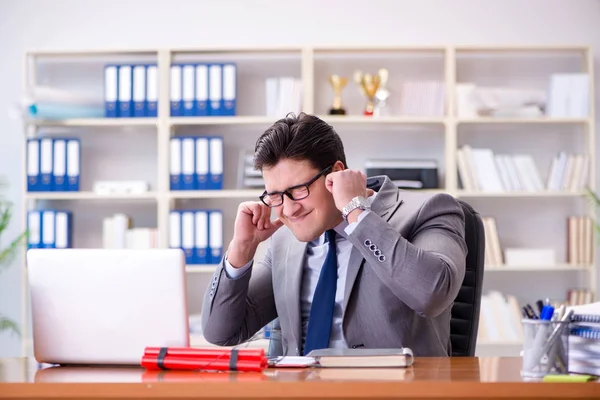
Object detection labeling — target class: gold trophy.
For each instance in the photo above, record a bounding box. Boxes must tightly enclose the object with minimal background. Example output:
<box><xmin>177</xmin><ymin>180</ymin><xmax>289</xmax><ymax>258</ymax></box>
<box><xmin>328</xmin><ymin>74</ymin><xmax>348</xmax><ymax>115</ymax></box>
<box><xmin>354</xmin><ymin>69</ymin><xmax>386</xmax><ymax>116</ymax></box>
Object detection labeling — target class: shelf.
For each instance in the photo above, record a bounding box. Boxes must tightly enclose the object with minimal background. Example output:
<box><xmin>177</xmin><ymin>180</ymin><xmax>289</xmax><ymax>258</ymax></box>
<box><xmin>485</xmin><ymin>264</ymin><xmax>591</xmax><ymax>272</ymax></box>
<box><xmin>25</xmin><ymin>192</ymin><xmax>158</xmax><ymax>200</ymax></box>
<box><xmin>456</xmin><ymin>191</ymin><xmax>585</xmax><ymax>198</ymax></box>
<box><xmin>186</xmin><ymin>265</ymin><xmax>217</xmax><ymax>273</ymax></box>
<box><xmin>169</xmin><ymin>116</ymin><xmax>276</xmax><ymax>126</ymax></box>
<box><xmin>318</xmin><ymin>115</ymin><xmax>446</xmax><ymax>124</ymax></box>
<box><xmin>456</xmin><ymin>117</ymin><xmax>590</xmax><ymax>124</ymax></box>
<box><xmin>26</xmin><ymin>118</ymin><xmax>158</xmax><ymax>127</ymax></box>
<box><xmin>169</xmin><ymin>190</ymin><xmax>263</xmax><ymax>199</ymax></box>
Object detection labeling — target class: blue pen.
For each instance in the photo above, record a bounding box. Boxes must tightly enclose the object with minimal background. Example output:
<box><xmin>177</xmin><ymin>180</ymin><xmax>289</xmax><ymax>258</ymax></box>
<box><xmin>540</xmin><ymin>305</ymin><xmax>555</xmax><ymax>321</ymax></box>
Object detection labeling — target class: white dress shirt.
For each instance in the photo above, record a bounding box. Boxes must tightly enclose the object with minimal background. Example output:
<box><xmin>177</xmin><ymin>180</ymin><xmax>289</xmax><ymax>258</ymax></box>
<box><xmin>224</xmin><ymin>192</ymin><xmax>376</xmax><ymax>349</ymax></box>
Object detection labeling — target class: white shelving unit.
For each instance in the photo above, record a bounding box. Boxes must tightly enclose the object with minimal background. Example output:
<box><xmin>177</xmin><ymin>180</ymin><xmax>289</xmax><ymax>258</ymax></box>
<box><xmin>19</xmin><ymin>45</ymin><xmax>596</xmax><ymax>358</ymax></box>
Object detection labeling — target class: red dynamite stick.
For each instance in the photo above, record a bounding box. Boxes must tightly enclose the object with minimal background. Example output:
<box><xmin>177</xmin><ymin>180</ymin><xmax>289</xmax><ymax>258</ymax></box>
<box><xmin>143</xmin><ymin>347</ymin><xmax>265</xmax><ymax>361</ymax></box>
<box><xmin>141</xmin><ymin>355</ymin><xmax>266</xmax><ymax>372</ymax></box>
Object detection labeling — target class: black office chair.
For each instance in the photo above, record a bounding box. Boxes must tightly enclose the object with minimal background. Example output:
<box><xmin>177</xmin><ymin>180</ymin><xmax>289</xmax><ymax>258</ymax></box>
<box><xmin>450</xmin><ymin>200</ymin><xmax>485</xmax><ymax>357</ymax></box>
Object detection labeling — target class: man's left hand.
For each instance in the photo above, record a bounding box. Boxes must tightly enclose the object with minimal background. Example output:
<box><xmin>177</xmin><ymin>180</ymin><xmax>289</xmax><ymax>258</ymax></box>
<box><xmin>325</xmin><ymin>169</ymin><xmax>368</xmax><ymax>212</ymax></box>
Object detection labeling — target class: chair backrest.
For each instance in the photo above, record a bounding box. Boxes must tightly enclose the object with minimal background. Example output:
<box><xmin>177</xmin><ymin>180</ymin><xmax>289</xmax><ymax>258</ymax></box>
<box><xmin>450</xmin><ymin>200</ymin><xmax>485</xmax><ymax>356</ymax></box>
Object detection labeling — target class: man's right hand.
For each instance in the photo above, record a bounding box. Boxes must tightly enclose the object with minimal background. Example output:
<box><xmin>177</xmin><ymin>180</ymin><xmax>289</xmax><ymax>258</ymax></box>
<box><xmin>227</xmin><ymin>201</ymin><xmax>283</xmax><ymax>268</ymax></box>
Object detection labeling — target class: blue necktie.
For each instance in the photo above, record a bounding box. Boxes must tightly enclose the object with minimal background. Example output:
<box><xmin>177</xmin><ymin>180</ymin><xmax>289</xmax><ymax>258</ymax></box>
<box><xmin>303</xmin><ymin>229</ymin><xmax>337</xmax><ymax>355</ymax></box>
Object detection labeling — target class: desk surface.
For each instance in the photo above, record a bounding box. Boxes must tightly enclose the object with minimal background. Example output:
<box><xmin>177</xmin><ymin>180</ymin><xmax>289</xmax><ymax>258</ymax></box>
<box><xmin>0</xmin><ymin>357</ymin><xmax>597</xmax><ymax>399</ymax></box>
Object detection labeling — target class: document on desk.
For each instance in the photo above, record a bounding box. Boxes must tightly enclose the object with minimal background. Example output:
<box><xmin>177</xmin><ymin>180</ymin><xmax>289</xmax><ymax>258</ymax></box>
<box><xmin>268</xmin><ymin>356</ymin><xmax>318</xmax><ymax>368</ymax></box>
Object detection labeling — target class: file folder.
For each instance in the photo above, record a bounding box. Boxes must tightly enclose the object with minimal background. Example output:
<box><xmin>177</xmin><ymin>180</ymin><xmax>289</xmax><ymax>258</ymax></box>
<box><xmin>132</xmin><ymin>64</ymin><xmax>146</xmax><ymax>118</ymax></box>
<box><xmin>222</xmin><ymin>63</ymin><xmax>237</xmax><ymax>116</ymax></box>
<box><xmin>195</xmin><ymin>137</ymin><xmax>209</xmax><ymax>190</ymax></box>
<box><xmin>104</xmin><ymin>64</ymin><xmax>118</xmax><ymax>118</ymax></box>
<box><xmin>52</xmin><ymin>139</ymin><xmax>67</xmax><ymax>191</ymax></box>
<box><xmin>208</xmin><ymin>64</ymin><xmax>223</xmax><ymax>116</ymax></box>
<box><xmin>27</xmin><ymin>210</ymin><xmax>42</xmax><ymax>249</ymax></box>
<box><xmin>181</xmin><ymin>211</ymin><xmax>195</xmax><ymax>265</ymax></box>
<box><xmin>208</xmin><ymin>210</ymin><xmax>223</xmax><ymax>264</ymax></box>
<box><xmin>208</xmin><ymin>137</ymin><xmax>223</xmax><ymax>190</ymax></box>
<box><xmin>195</xmin><ymin>64</ymin><xmax>208</xmax><ymax>116</ymax></box>
<box><xmin>66</xmin><ymin>139</ymin><xmax>80</xmax><ymax>191</ymax></box>
<box><xmin>170</xmin><ymin>137</ymin><xmax>182</xmax><ymax>190</ymax></box>
<box><xmin>182</xmin><ymin>64</ymin><xmax>196</xmax><ymax>116</ymax></box>
<box><xmin>170</xmin><ymin>65</ymin><xmax>182</xmax><ymax>117</ymax></box>
<box><xmin>118</xmin><ymin>64</ymin><xmax>133</xmax><ymax>118</ymax></box>
<box><xmin>41</xmin><ymin>210</ymin><xmax>56</xmax><ymax>248</ymax></box>
<box><xmin>39</xmin><ymin>138</ymin><xmax>53</xmax><ymax>192</ymax></box>
<box><xmin>27</xmin><ymin>138</ymin><xmax>40</xmax><ymax>192</ymax></box>
<box><xmin>169</xmin><ymin>211</ymin><xmax>181</xmax><ymax>250</ymax></box>
<box><xmin>54</xmin><ymin>211</ymin><xmax>72</xmax><ymax>249</ymax></box>
<box><xmin>146</xmin><ymin>64</ymin><xmax>158</xmax><ymax>117</ymax></box>
<box><xmin>181</xmin><ymin>137</ymin><xmax>195</xmax><ymax>190</ymax></box>
<box><xmin>194</xmin><ymin>210</ymin><xmax>208</xmax><ymax>264</ymax></box>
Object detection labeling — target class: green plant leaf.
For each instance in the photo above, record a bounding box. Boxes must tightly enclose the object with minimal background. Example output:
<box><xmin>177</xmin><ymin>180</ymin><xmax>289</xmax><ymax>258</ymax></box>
<box><xmin>0</xmin><ymin>231</ymin><xmax>27</xmax><ymax>268</ymax></box>
<box><xmin>0</xmin><ymin>317</ymin><xmax>20</xmax><ymax>337</ymax></box>
<box><xmin>0</xmin><ymin>201</ymin><xmax>13</xmax><ymax>234</ymax></box>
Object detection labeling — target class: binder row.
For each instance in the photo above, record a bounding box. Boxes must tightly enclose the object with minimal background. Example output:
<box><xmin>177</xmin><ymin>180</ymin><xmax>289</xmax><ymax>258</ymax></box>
<box><xmin>104</xmin><ymin>64</ymin><xmax>158</xmax><ymax>118</ymax></box>
<box><xmin>27</xmin><ymin>138</ymin><xmax>80</xmax><ymax>192</ymax></box>
<box><xmin>27</xmin><ymin>210</ymin><xmax>73</xmax><ymax>249</ymax></box>
<box><xmin>170</xmin><ymin>63</ymin><xmax>236</xmax><ymax>117</ymax></box>
<box><xmin>170</xmin><ymin>136</ymin><xmax>223</xmax><ymax>191</ymax></box>
<box><xmin>170</xmin><ymin>209</ymin><xmax>223</xmax><ymax>265</ymax></box>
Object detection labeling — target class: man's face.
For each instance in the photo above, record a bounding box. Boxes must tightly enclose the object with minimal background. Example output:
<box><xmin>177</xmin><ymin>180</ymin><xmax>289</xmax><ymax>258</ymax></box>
<box><xmin>262</xmin><ymin>158</ymin><xmax>340</xmax><ymax>242</ymax></box>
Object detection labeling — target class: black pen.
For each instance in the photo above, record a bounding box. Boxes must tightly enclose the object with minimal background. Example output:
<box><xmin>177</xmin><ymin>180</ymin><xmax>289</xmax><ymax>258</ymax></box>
<box><xmin>522</xmin><ymin>306</ymin><xmax>534</xmax><ymax>319</ymax></box>
<box><xmin>536</xmin><ymin>300</ymin><xmax>545</xmax><ymax>315</ymax></box>
<box><xmin>526</xmin><ymin>304</ymin><xmax>539</xmax><ymax>319</ymax></box>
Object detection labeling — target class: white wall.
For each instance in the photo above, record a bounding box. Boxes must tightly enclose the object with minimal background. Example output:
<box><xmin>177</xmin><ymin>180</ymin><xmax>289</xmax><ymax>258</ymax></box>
<box><xmin>0</xmin><ymin>0</ymin><xmax>599</xmax><ymax>356</ymax></box>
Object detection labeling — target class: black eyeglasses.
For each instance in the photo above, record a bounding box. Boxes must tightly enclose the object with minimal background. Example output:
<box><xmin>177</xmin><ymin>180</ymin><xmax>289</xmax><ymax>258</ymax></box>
<box><xmin>259</xmin><ymin>165</ymin><xmax>333</xmax><ymax>208</ymax></box>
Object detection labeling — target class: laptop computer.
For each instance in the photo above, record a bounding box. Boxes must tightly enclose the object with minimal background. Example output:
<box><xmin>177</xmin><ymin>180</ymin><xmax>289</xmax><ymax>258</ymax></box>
<box><xmin>26</xmin><ymin>248</ymin><xmax>190</xmax><ymax>366</ymax></box>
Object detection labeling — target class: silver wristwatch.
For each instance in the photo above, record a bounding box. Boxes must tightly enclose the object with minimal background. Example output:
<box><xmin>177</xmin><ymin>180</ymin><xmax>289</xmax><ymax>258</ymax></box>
<box><xmin>341</xmin><ymin>196</ymin><xmax>371</xmax><ymax>221</ymax></box>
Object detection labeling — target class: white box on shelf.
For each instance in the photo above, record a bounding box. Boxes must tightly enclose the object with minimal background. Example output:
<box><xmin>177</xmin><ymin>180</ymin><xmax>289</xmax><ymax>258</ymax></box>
<box><xmin>504</xmin><ymin>248</ymin><xmax>556</xmax><ymax>266</ymax></box>
<box><xmin>93</xmin><ymin>180</ymin><xmax>149</xmax><ymax>195</ymax></box>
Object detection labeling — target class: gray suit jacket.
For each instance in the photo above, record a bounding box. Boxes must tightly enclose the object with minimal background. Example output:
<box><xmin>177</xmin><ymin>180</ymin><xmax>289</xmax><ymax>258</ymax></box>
<box><xmin>201</xmin><ymin>176</ymin><xmax>467</xmax><ymax>356</ymax></box>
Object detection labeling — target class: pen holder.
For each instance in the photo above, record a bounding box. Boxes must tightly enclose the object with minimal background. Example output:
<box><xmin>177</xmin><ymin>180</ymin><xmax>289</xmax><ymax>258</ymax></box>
<box><xmin>521</xmin><ymin>319</ymin><xmax>569</xmax><ymax>379</ymax></box>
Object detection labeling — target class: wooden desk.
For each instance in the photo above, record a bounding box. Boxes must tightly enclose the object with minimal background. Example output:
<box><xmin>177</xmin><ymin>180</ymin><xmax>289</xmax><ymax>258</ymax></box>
<box><xmin>0</xmin><ymin>357</ymin><xmax>597</xmax><ymax>399</ymax></box>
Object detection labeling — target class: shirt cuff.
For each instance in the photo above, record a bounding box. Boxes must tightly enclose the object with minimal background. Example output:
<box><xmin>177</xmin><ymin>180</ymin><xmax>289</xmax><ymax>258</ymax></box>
<box><xmin>224</xmin><ymin>255</ymin><xmax>253</xmax><ymax>279</ymax></box>
<box><xmin>344</xmin><ymin>209</ymin><xmax>371</xmax><ymax>236</ymax></box>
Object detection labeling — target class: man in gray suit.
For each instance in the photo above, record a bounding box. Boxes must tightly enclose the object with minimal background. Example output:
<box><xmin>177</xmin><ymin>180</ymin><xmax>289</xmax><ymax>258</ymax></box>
<box><xmin>201</xmin><ymin>113</ymin><xmax>467</xmax><ymax>357</ymax></box>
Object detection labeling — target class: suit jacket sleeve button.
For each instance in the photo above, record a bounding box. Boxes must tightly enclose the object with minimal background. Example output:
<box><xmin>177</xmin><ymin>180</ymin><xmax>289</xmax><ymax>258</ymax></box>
<box><xmin>378</xmin><ymin>255</ymin><xmax>386</xmax><ymax>262</ymax></box>
<box><xmin>364</xmin><ymin>239</ymin><xmax>372</xmax><ymax>247</ymax></box>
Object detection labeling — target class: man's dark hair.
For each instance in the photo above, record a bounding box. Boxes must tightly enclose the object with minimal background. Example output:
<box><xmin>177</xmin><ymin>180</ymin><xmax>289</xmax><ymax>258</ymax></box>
<box><xmin>253</xmin><ymin>112</ymin><xmax>348</xmax><ymax>172</ymax></box>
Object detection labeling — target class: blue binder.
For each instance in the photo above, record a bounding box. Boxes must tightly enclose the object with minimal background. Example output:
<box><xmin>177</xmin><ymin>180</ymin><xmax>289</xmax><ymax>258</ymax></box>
<box><xmin>51</xmin><ymin>138</ymin><xmax>68</xmax><ymax>192</ymax></box>
<box><xmin>66</xmin><ymin>139</ymin><xmax>80</xmax><ymax>191</ymax></box>
<box><xmin>39</xmin><ymin>138</ymin><xmax>53</xmax><ymax>192</ymax></box>
<box><xmin>208</xmin><ymin>64</ymin><xmax>224</xmax><ymax>116</ymax></box>
<box><xmin>194</xmin><ymin>209</ymin><xmax>208</xmax><ymax>264</ymax></box>
<box><xmin>181</xmin><ymin>136</ymin><xmax>195</xmax><ymax>190</ymax></box>
<box><xmin>182</xmin><ymin>64</ymin><xmax>196</xmax><ymax>117</ymax></box>
<box><xmin>208</xmin><ymin>210</ymin><xmax>223</xmax><ymax>264</ymax></box>
<box><xmin>132</xmin><ymin>64</ymin><xmax>146</xmax><ymax>118</ymax></box>
<box><xmin>181</xmin><ymin>210</ymin><xmax>195</xmax><ymax>265</ymax></box>
<box><xmin>27</xmin><ymin>210</ymin><xmax>42</xmax><ymax>249</ymax></box>
<box><xmin>26</xmin><ymin>138</ymin><xmax>40</xmax><ymax>192</ymax></box>
<box><xmin>207</xmin><ymin>136</ymin><xmax>223</xmax><ymax>190</ymax></box>
<box><xmin>170</xmin><ymin>137</ymin><xmax>182</xmax><ymax>190</ymax></box>
<box><xmin>118</xmin><ymin>64</ymin><xmax>133</xmax><ymax>118</ymax></box>
<box><xmin>41</xmin><ymin>210</ymin><xmax>56</xmax><ymax>249</ymax></box>
<box><xmin>104</xmin><ymin>64</ymin><xmax>119</xmax><ymax>118</ymax></box>
<box><xmin>194</xmin><ymin>136</ymin><xmax>209</xmax><ymax>190</ymax></box>
<box><xmin>170</xmin><ymin>64</ymin><xmax>182</xmax><ymax>117</ymax></box>
<box><xmin>146</xmin><ymin>64</ymin><xmax>158</xmax><ymax>117</ymax></box>
<box><xmin>222</xmin><ymin>63</ymin><xmax>237</xmax><ymax>116</ymax></box>
<box><xmin>195</xmin><ymin>64</ymin><xmax>209</xmax><ymax>116</ymax></box>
